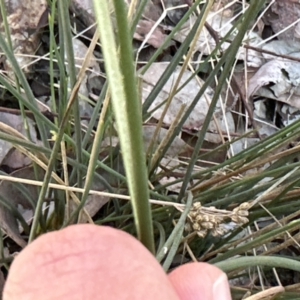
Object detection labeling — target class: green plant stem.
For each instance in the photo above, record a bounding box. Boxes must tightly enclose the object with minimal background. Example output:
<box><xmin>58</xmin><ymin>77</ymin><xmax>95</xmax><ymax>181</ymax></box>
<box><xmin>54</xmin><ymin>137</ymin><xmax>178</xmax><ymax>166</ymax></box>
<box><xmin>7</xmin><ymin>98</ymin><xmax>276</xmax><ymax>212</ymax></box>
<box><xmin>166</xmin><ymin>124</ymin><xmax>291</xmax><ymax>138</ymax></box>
<box><xmin>177</xmin><ymin>0</ymin><xmax>266</xmax><ymax>202</ymax></box>
<box><xmin>58</xmin><ymin>0</ymin><xmax>83</xmax><ymax>188</ymax></box>
<box><xmin>210</xmin><ymin>220</ymin><xmax>300</xmax><ymax>263</ymax></box>
<box><xmin>93</xmin><ymin>0</ymin><xmax>154</xmax><ymax>253</ymax></box>
<box><xmin>0</xmin><ymin>34</ymin><xmax>48</xmax><ymax>147</ymax></box>
<box><xmin>161</xmin><ymin>192</ymin><xmax>193</xmax><ymax>271</ymax></box>
<box><xmin>130</xmin><ymin>0</ymin><xmax>148</xmax><ymax>36</ymax></box>
<box><xmin>75</xmin><ymin>90</ymin><xmax>110</xmax><ymax>223</ymax></box>
<box><xmin>215</xmin><ymin>256</ymin><xmax>300</xmax><ymax>274</ymax></box>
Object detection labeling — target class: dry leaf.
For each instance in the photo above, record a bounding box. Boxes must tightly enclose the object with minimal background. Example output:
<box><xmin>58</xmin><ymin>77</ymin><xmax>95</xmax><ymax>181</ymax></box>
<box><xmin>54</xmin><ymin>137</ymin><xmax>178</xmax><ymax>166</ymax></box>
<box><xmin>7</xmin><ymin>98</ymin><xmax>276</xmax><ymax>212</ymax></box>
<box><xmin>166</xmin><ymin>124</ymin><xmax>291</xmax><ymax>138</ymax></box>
<box><xmin>0</xmin><ymin>113</ymin><xmax>37</xmax><ymax>168</ymax></box>
<box><xmin>2</xmin><ymin>149</ymin><xmax>32</xmax><ymax>169</ymax></box>
<box><xmin>205</xmin><ymin>111</ymin><xmax>235</xmax><ymax>144</ymax></box>
<box><xmin>67</xmin><ymin>38</ymin><xmax>101</xmax><ymax>119</ymax></box>
<box><xmin>163</xmin><ymin>0</ymin><xmax>189</xmax><ymax>24</ymax></box>
<box><xmin>134</xmin><ymin>20</ymin><xmax>167</xmax><ymax>49</ymax></box>
<box><xmin>262</xmin><ymin>40</ymin><xmax>300</xmax><ymax>60</ymax></box>
<box><xmin>0</xmin><ymin>166</ymin><xmax>45</xmax><ymax>247</ymax></box>
<box><xmin>71</xmin><ymin>0</ymin><xmax>168</xmax><ymax>48</ymax></box>
<box><xmin>248</xmin><ymin>59</ymin><xmax>300</xmax><ymax>109</ymax></box>
<box><xmin>102</xmin><ymin>125</ymin><xmax>193</xmax><ymax>157</ymax></box>
<box><xmin>143</xmin><ymin>125</ymin><xmax>193</xmax><ymax>157</ymax></box>
<box><xmin>0</xmin><ymin>0</ymin><xmax>48</xmax><ymax>78</ymax></box>
<box><xmin>143</xmin><ymin>0</ymin><xmax>163</xmax><ymax>22</ymax></box>
<box><xmin>141</xmin><ymin>63</ymin><xmax>219</xmax><ymax>130</ymax></box>
<box><xmin>263</xmin><ymin>0</ymin><xmax>300</xmax><ymax>41</ymax></box>
<box><xmin>173</xmin><ymin>13</ymin><xmax>263</xmax><ymax>67</ymax></box>
<box><xmin>74</xmin><ymin>180</ymin><xmax>113</xmax><ymax>223</ymax></box>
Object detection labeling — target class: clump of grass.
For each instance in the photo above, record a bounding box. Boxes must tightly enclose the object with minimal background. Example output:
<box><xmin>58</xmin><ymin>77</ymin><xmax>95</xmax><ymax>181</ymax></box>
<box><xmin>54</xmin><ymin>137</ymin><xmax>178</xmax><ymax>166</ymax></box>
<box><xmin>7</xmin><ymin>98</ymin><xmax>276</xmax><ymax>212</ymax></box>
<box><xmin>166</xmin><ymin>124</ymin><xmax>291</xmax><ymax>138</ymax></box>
<box><xmin>0</xmin><ymin>0</ymin><xmax>300</xmax><ymax>298</ymax></box>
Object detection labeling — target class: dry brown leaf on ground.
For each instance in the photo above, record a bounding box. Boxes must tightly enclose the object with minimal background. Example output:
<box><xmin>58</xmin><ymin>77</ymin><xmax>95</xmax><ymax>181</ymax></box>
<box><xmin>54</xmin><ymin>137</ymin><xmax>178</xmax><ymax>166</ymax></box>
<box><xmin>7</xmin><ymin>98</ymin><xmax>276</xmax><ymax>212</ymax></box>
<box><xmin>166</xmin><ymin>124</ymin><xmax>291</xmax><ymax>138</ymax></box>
<box><xmin>0</xmin><ymin>0</ymin><xmax>48</xmax><ymax>78</ymax></box>
<box><xmin>70</xmin><ymin>180</ymin><xmax>113</xmax><ymax>224</ymax></box>
<box><xmin>173</xmin><ymin>12</ymin><xmax>263</xmax><ymax>67</ymax></box>
<box><xmin>262</xmin><ymin>40</ymin><xmax>300</xmax><ymax>60</ymax></box>
<box><xmin>252</xmin><ymin>100</ymin><xmax>278</xmax><ymax>138</ymax></box>
<box><xmin>263</xmin><ymin>0</ymin><xmax>300</xmax><ymax>41</ymax></box>
<box><xmin>101</xmin><ymin>125</ymin><xmax>193</xmax><ymax>157</ymax></box>
<box><xmin>278</xmin><ymin>104</ymin><xmax>300</xmax><ymax>127</ymax></box>
<box><xmin>0</xmin><ymin>166</ymin><xmax>45</xmax><ymax>247</ymax></box>
<box><xmin>135</xmin><ymin>20</ymin><xmax>168</xmax><ymax>49</ymax></box>
<box><xmin>211</xmin><ymin>0</ymin><xmax>238</xmax><ymax>18</ymax></box>
<box><xmin>173</xmin><ymin>13</ymin><xmax>232</xmax><ymax>54</ymax></box>
<box><xmin>100</xmin><ymin>125</ymin><xmax>194</xmax><ymax>194</ymax></box>
<box><xmin>143</xmin><ymin>0</ymin><xmax>163</xmax><ymax>20</ymax></box>
<box><xmin>141</xmin><ymin>63</ymin><xmax>219</xmax><ymax>130</ymax></box>
<box><xmin>67</xmin><ymin>38</ymin><xmax>102</xmax><ymax>120</ymax></box>
<box><xmin>163</xmin><ymin>0</ymin><xmax>190</xmax><ymax>25</ymax></box>
<box><xmin>143</xmin><ymin>125</ymin><xmax>193</xmax><ymax>157</ymax></box>
<box><xmin>0</xmin><ymin>113</ymin><xmax>38</xmax><ymax>168</ymax></box>
<box><xmin>205</xmin><ymin>111</ymin><xmax>235</xmax><ymax>144</ymax></box>
<box><xmin>142</xmin><ymin>126</ymin><xmax>195</xmax><ymax>193</ymax></box>
<box><xmin>71</xmin><ymin>0</ymin><xmax>167</xmax><ymax>48</ymax></box>
<box><xmin>2</xmin><ymin>148</ymin><xmax>32</xmax><ymax>170</ymax></box>
<box><xmin>248</xmin><ymin>59</ymin><xmax>300</xmax><ymax>109</ymax></box>
<box><xmin>70</xmin><ymin>0</ymin><xmax>96</xmax><ymax>34</ymax></box>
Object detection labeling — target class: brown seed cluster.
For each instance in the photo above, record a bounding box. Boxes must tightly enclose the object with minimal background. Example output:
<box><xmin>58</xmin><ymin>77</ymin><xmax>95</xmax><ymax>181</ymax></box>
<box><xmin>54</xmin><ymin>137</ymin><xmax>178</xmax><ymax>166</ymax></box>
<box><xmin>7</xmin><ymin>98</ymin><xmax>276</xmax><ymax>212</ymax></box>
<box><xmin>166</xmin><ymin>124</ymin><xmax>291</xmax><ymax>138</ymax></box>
<box><xmin>184</xmin><ymin>202</ymin><xmax>250</xmax><ymax>238</ymax></box>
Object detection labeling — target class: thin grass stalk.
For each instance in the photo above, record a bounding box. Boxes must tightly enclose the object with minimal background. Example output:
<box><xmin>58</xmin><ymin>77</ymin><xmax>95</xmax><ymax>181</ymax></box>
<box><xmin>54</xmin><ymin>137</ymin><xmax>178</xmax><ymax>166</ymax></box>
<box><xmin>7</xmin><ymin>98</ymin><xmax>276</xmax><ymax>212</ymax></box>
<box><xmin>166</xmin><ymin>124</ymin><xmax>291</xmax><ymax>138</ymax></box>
<box><xmin>0</xmin><ymin>194</ymin><xmax>29</xmax><ymax>232</ymax></box>
<box><xmin>65</xmin><ymin>31</ymin><xmax>102</xmax><ymax>185</ymax></box>
<box><xmin>148</xmin><ymin>106</ymin><xmax>186</xmax><ymax>173</ymax></box>
<box><xmin>140</xmin><ymin>0</ymin><xmax>202</xmax><ymax>73</ymax></box>
<box><xmin>191</xmin><ymin>143</ymin><xmax>300</xmax><ymax>194</ymax></box>
<box><xmin>206</xmin><ymin>209</ymin><xmax>300</xmax><ymax>261</ymax></box>
<box><xmin>76</xmin><ymin>91</ymin><xmax>110</xmax><ymax>222</ymax></box>
<box><xmin>81</xmin><ymin>82</ymin><xmax>108</xmax><ymax>149</ymax></box>
<box><xmin>156</xmin><ymin>193</ymin><xmax>192</xmax><ymax>262</ymax></box>
<box><xmin>0</xmin><ymin>229</ymin><xmax>9</xmax><ymax>270</ymax></box>
<box><xmin>177</xmin><ymin>0</ymin><xmax>267</xmax><ymax>202</ymax></box>
<box><xmin>215</xmin><ymin>256</ymin><xmax>300</xmax><ymax>274</ymax></box>
<box><xmin>142</xmin><ymin>7</ymin><xmax>252</xmax><ymax>176</ymax></box>
<box><xmin>252</xmin><ymin>201</ymin><xmax>300</xmax><ymax>220</ymax></box>
<box><xmin>129</xmin><ymin>0</ymin><xmax>149</xmax><ymax>36</ymax></box>
<box><xmin>0</xmin><ymin>37</ymin><xmax>48</xmax><ymax>147</ymax></box>
<box><xmin>142</xmin><ymin>3</ymin><xmax>209</xmax><ymax>113</ymax></box>
<box><xmin>49</xmin><ymin>0</ymin><xmax>58</xmax><ymax>126</ymax></box>
<box><xmin>153</xmin><ymin>221</ymin><xmax>166</xmax><ymax>253</ymax></box>
<box><xmin>0</xmin><ymin>0</ymin><xmax>13</xmax><ymax>51</ymax></box>
<box><xmin>93</xmin><ymin>0</ymin><xmax>154</xmax><ymax>252</ymax></box>
<box><xmin>269</xmin><ymin>177</ymin><xmax>300</xmax><ymax>205</ymax></box>
<box><xmin>148</xmin><ymin>2</ymin><xmax>213</xmax><ymax>175</ymax></box>
<box><xmin>161</xmin><ymin>192</ymin><xmax>193</xmax><ymax>271</ymax></box>
<box><xmin>193</xmin><ymin>119</ymin><xmax>300</xmax><ymax>180</ymax></box>
<box><xmin>57</xmin><ymin>0</ymin><xmax>83</xmax><ymax>187</ymax></box>
<box><xmin>28</xmin><ymin>80</ymin><xmax>85</xmax><ymax>241</ymax></box>
<box><xmin>199</xmin><ymin>161</ymin><xmax>300</xmax><ymax>206</ymax></box>
<box><xmin>210</xmin><ymin>220</ymin><xmax>300</xmax><ymax>263</ymax></box>
<box><xmin>55</xmin><ymin>11</ymin><xmax>68</xmax><ymax>122</ymax></box>
<box><xmin>0</xmin><ymin>123</ymin><xmax>126</xmax><ymax>192</ymax></box>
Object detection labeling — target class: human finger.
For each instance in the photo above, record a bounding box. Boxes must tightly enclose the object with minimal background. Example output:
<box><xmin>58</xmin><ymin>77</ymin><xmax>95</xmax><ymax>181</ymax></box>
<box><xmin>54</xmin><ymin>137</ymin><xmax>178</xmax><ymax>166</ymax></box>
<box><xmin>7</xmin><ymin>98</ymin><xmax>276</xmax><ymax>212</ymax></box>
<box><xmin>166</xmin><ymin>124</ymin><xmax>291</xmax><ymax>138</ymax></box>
<box><xmin>4</xmin><ymin>224</ymin><xmax>179</xmax><ymax>300</ymax></box>
<box><xmin>168</xmin><ymin>262</ymin><xmax>231</xmax><ymax>300</ymax></box>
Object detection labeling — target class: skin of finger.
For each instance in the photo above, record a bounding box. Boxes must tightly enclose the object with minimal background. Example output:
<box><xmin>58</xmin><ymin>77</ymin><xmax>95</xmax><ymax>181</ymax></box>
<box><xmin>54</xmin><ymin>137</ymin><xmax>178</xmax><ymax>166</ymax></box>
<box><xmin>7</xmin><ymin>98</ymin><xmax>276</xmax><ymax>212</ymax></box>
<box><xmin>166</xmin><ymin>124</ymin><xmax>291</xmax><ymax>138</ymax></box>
<box><xmin>3</xmin><ymin>224</ymin><xmax>180</xmax><ymax>300</ymax></box>
<box><xmin>168</xmin><ymin>262</ymin><xmax>231</xmax><ymax>300</ymax></box>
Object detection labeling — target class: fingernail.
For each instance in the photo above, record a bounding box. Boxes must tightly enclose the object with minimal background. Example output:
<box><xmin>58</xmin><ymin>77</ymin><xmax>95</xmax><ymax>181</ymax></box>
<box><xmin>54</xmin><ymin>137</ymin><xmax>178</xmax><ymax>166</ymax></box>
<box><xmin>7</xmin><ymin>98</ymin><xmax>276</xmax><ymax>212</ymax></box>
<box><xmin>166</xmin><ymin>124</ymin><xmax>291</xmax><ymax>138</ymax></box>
<box><xmin>213</xmin><ymin>273</ymin><xmax>232</xmax><ymax>300</ymax></box>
